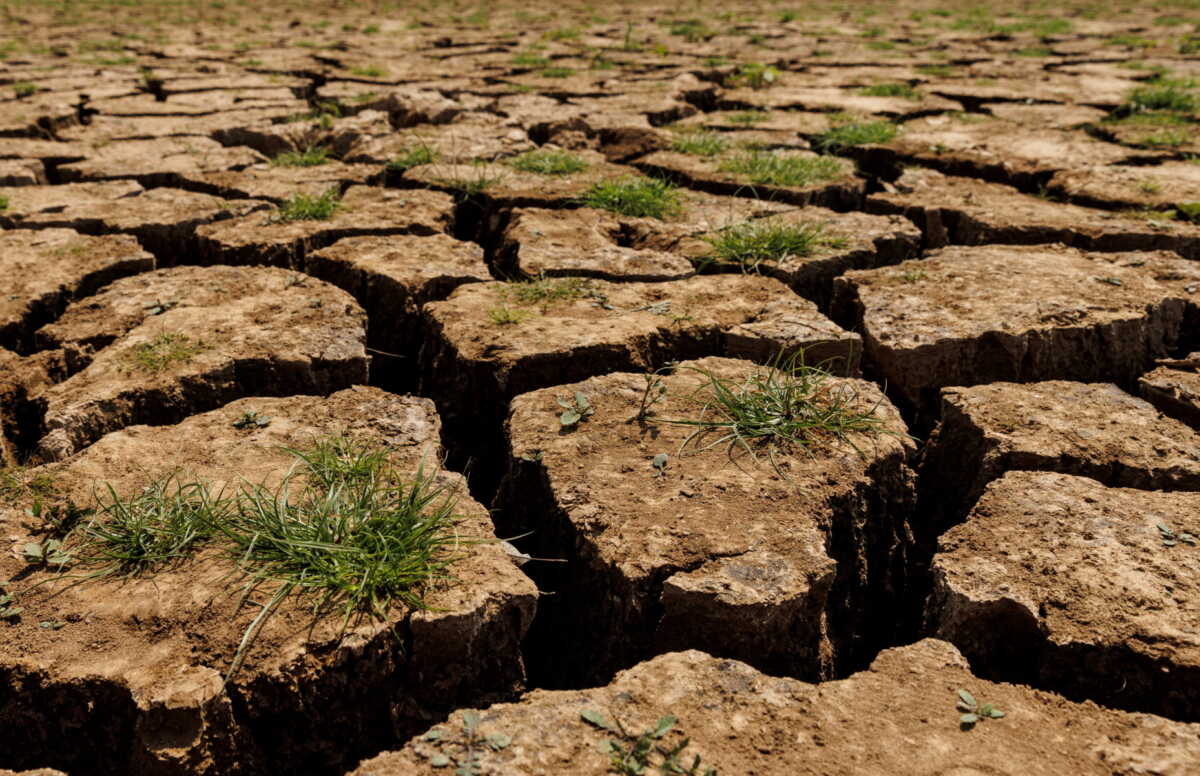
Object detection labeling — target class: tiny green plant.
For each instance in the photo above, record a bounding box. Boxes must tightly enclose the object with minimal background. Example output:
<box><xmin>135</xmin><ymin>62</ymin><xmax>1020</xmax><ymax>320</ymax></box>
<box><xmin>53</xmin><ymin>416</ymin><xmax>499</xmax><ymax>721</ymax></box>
<box><xmin>635</xmin><ymin>372</ymin><xmax>669</xmax><ymax>422</ymax></box>
<box><xmin>581</xmin><ymin>709</ymin><xmax>716</xmax><ymax>776</ymax></box>
<box><xmin>0</xmin><ymin>588</ymin><xmax>21</xmax><ymax>621</ymax></box>
<box><xmin>900</xmin><ymin>267</ymin><xmax>927</xmax><ymax>283</ymax></box>
<box><xmin>540</xmin><ymin>66</ymin><xmax>575</xmax><ymax>78</ymax></box>
<box><xmin>23</xmin><ymin>538</ymin><xmax>72</xmax><ymax>568</ymax></box>
<box><xmin>651</xmin><ymin>452</ymin><xmax>669</xmax><ymax>476</ymax></box>
<box><xmin>718</xmin><ymin>151</ymin><xmax>846</xmax><ymax>187</ymax></box>
<box><xmin>661</xmin><ymin>351</ymin><xmax>889</xmax><ymax>472</ymax></box>
<box><xmin>122</xmin><ymin>332</ymin><xmax>208</xmax><ymax>373</ymax></box>
<box><xmin>956</xmin><ymin>689</ymin><xmax>1005</xmax><ymax>729</ymax></box>
<box><xmin>26</xmin><ymin>498</ymin><xmax>90</xmax><ymax>535</ymax></box>
<box><xmin>1158</xmin><ymin>523</ymin><xmax>1198</xmax><ymax>547</ymax></box>
<box><xmin>419</xmin><ymin>711</ymin><xmax>511</xmax><ymax>773</ymax></box>
<box><xmin>1176</xmin><ymin>202</ymin><xmax>1200</xmax><ymax>222</ymax></box>
<box><xmin>350</xmin><ymin>64</ymin><xmax>387</xmax><ymax>77</ymax></box>
<box><xmin>232</xmin><ymin>410</ymin><xmax>272</xmax><ymax>429</ymax></box>
<box><xmin>702</xmin><ymin>220</ymin><xmax>845</xmax><ymax>272</ymax></box>
<box><xmin>487</xmin><ymin>305</ymin><xmax>530</xmax><ymax>326</ymax></box>
<box><xmin>12</xmin><ymin>82</ymin><xmax>35</xmax><ymax>98</ymax></box>
<box><xmin>512</xmin><ymin>51</ymin><xmax>550</xmax><ymax>66</ymax></box>
<box><xmin>502</xmin><ymin>275</ymin><xmax>591</xmax><ymax>307</ymax></box>
<box><xmin>670</xmin><ymin>131</ymin><xmax>728</xmax><ymax>156</ymax></box>
<box><xmin>1126</xmin><ymin>79</ymin><xmax>1199</xmax><ymax>114</ymax></box>
<box><xmin>270</xmin><ymin>146</ymin><xmax>331</xmax><ymax>167</ymax></box>
<box><xmin>1138</xmin><ymin>179</ymin><xmax>1164</xmax><ymax>194</ymax></box>
<box><xmin>272</xmin><ymin>188</ymin><xmax>342</xmax><ymax>222</ymax></box>
<box><xmin>858</xmin><ymin>82</ymin><xmax>919</xmax><ymax>99</ymax></box>
<box><xmin>435</xmin><ymin>163</ymin><xmax>506</xmax><ymax>201</ymax></box>
<box><xmin>812</xmin><ymin>120</ymin><xmax>898</xmax><ymax>153</ymax></box>
<box><xmin>580</xmin><ymin>177</ymin><xmax>683</xmax><ymax>220</ymax></box>
<box><xmin>0</xmin><ymin>195</ymin><xmax>8</xmax><ymax>211</ymax></box>
<box><xmin>506</xmin><ymin>149</ymin><xmax>589</xmax><ymax>175</ymax></box>
<box><xmin>734</xmin><ymin>62</ymin><xmax>779</xmax><ymax>89</ymax></box>
<box><xmin>387</xmin><ymin>145</ymin><xmax>437</xmax><ymax>173</ymax></box>
<box><xmin>558</xmin><ymin>392</ymin><xmax>594</xmax><ymax>429</ymax></box>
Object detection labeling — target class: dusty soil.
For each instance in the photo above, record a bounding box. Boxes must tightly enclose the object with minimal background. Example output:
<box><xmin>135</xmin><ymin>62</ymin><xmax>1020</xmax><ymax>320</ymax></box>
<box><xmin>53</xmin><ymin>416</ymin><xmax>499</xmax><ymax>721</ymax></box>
<box><xmin>0</xmin><ymin>389</ymin><xmax>535</xmax><ymax>776</ymax></box>
<box><xmin>4</xmin><ymin>0</ymin><xmax>1200</xmax><ymax>773</ymax></box>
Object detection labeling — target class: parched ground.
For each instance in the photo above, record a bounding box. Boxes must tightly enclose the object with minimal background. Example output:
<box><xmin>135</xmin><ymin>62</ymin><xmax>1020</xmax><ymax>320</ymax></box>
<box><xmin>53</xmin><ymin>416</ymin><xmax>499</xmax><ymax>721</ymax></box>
<box><xmin>3</xmin><ymin>0</ymin><xmax>1200</xmax><ymax>774</ymax></box>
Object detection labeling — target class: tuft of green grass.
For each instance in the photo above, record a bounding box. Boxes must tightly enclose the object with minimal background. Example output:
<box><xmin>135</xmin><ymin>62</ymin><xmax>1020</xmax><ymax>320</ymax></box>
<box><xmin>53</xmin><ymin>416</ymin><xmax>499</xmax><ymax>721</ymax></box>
<box><xmin>512</xmin><ymin>51</ymin><xmax>550</xmax><ymax>67</ymax></box>
<box><xmin>350</xmin><ymin>64</ymin><xmax>387</xmax><ymax>77</ymax></box>
<box><xmin>435</xmin><ymin>164</ymin><xmax>506</xmax><ymax>200</ymax></box>
<box><xmin>270</xmin><ymin>146</ymin><xmax>331</xmax><ymax>167</ymax></box>
<box><xmin>1127</xmin><ymin>79</ymin><xmax>1199</xmax><ymax>113</ymax></box>
<box><xmin>0</xmin><ymin>194</ymin><xmax>8</xmax><ymax>211</ymax></box>
<box><xmin>670</xmin><ymin>131</ymin><xmax>729</xmax><ymax>156</ymax></box>
<box><xmin>726</xmin><ymin>110</ymin><xmax>770</xmax><ymax>126</ymax></box>
<box><xmin>506</xmin><ymin>149</ymin><xmax>589</xmax><ymax>175</ymax></box>
<box><xmin>544</xmin><ymin>26</ymin><xmax>580</xmax><ymax>41</ymax></box>
<box><xmin>272</xmin><ymin>188</ymin><xmax>342</xmax><ymax>222</ymax></box>
<box><xmin>12</xmin><ymin>82</ymin><xmax>36</xmax><ymax>98</ymax></box>
<box><xmin>858</xmin><ymin>82</ymin><xmax>919</xmax><ymax>99</ymax></box>
<box><xmin>718</xmin><ymin>151</ymin><xmax>846</xmax><ymax>187</ymax></box>
<box><xmin>1178</xmin><ymin>202</ymin><xmax>1200</xmax><ymax>222</ymax></box>
<box><xmin>122</xmin><ymin>332</ymin><xmax>208</xmax><ymax>373</ymax></box>
<box><xmin>540</xmin><ymin>66</ymin><xmax>575</xmax><ymax>78</ymax></box>
<box><xmin>579</xmin><ymin>177</ymin><xmax>683</xmax><ymax>219</ymax></box>
<box><xmin>1181</xmin><ymin>36</ymin><xmax>1200</xmax><ymax>55</ymax></box>
<box><xmin>502</xmin><ymin>275</ymin><xmax>591</xmax><ymax>307</ymax></box>
<box><xmin>702</xmin><ymin>220</ymin><xmax>846</xmax><ymax>272</ymax></box>
<box><xmin>917</xmin><ymin>64</ymin><xmax>956</xmax><ymax>77</ymax></box>
<box><xmin>487</xmin><ymin>305</ymin><xmax>530</xmax><ymax>325</ymax></box>
<box><xmin>387</xmin><ymin>145</ymin><xmax>437</xmax><ymax>172</ymax></box>
<box><xmin>734</xmin><ymin>63</ymin><xmax>779</xmax><ymax>90</ymax></box>
<box><xmin>812</xmin><ymin>120</ymin><xmax>898</xmax><ymax>153</ymax></box>
<box><xmin>661</xmin><ymin>352</ymin><xmax>891</xmax><ymax>472</ymax></box>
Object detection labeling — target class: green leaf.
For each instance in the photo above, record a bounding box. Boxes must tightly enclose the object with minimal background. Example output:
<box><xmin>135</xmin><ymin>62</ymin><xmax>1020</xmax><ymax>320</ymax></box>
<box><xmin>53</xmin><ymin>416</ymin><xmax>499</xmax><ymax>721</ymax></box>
<box><xmin>985</xmin><ymin>707</ymin><xmax>1005</xmax><ymax>719</ymax></box>
<box><xmin>957</xmin><ymin>689</ymin><xmax>976</xmax><ymax>708</ymax></box>
<box><xmin>575</xmin><ymin>392</ymin><xmax>590</xmax><ymax>410</ymax></box>
<box><xmin>39</xmin><ymin>620</ymin><xmax>65</xmax><ymax>630</ymax></box>
<box><xmin>423</xmin><ymin>729</ymin><xmax>444</xmax><ymax>741</ymax></box>
<box><xmin>653</xmin><ymin>715</ymin><xmax>677</xmax><ymax>738</ymax></box>
<box><xmin>955</xmin><ymin>700</ymin><xmax>974</xmax><ymax>713</ymax></box>
<box><xmin>560</xmin><ymin>409</ymin><xmax>582</xmax><ymax>427</ymax></box>
<box><xmin>652</xmin><ymin>452</ymin><xmax>669</xmax><ymax>471</ymax></box>
<box><xmin>429</xmin><ymin>753</ymin><xmax>451</xmax><ymax>768</ymax></box>
<box><xmin>461</xmin><ymin>711</ymin><xmax>481</xmax><ymax>733</ymax></box>
<box><xmin>960</xmin><ymin>712</ymin><xmax>979</xmax><ymax>725</ymax></box>
<box><xmin>22</xmin><ymin>542</ymin><xmax>43</xmax><ymax>560</ymax></box>
<box><xmin>0</xmin><ymin>606</ymin><xmax>22</xmax><ymax>619</ymax></box>
<box><xmin>581</xmin><ymin>709</ymin><xmax>609</xmax><ymax>729</ymax></box>
<box><xmin>487</xmin><ymin>732</ymin><xmax>512</xmax><ymax>750</ymax></box>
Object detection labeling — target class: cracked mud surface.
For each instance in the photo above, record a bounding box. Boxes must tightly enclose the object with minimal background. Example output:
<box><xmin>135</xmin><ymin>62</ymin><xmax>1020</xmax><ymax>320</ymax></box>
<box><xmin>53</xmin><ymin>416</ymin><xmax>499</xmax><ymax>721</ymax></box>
<box><xmin>3</xmin><ymin>1</ymin><xmax>1200</xmax><ymax>774</ymax></box>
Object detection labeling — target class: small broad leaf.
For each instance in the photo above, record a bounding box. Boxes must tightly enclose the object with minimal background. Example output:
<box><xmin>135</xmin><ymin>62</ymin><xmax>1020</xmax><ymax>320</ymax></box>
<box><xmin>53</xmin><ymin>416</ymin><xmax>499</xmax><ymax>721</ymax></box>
<box><xmin>653</xmin><ymin>715</ymin><xmax>676</xmax><ymax>738</ymax></box>
<box><xmin>955</xmin><ymin>701</ymin><xmax>974</xmax><ymax>713</ymax></box>
<box><xmin>39</xmin><ymin>620</ymin><xmax>65</xmax><ymax>630</ymax></box>
<box><xmin>557</xmin><ymin>397</ymin><xmax>573</xmax><ymax>410</ymax></box>
<box><xmin>461</xmin><ymin>711</ymin><xmax>481</xmax><ymax>733</ymax></box>
<box><xmin>423</xmin><ymin>729</ymin><xmax>444</xmax><ymax>741</ymax></box>
<box><xmin>560</xmin><ymin>409</ymin><xmax>582</xmax><ymax>427</ymax></box>
<box><xmin>429</xmin><ymin>753</ymin><xmax>451</xmax><ymax>768</ymax></box>
<box><xmin>574</xmin><ymin>392</ymin><xmax>590</xmax><ymax>410</ymax></box>
<box><xmin>985</xmin><ymin>707</ymin><xmax>1005</xmax><ymax>719</ymax></box>
<box><xmin>957</xmin><ymin>689</ymin><xmax>976</xmax><ymax>708</ymax></box>
<box><xmin>487</xmin><ymin>732</ymin><xmax>512</xmax><ymax>750</ymax></box>
<box><xmin>960</xmin><ymin>713</ymin><xmax>979</xmax><ymax>725</ymax></box>
<box><xmin>581</xmin><ymin>709</ymin><xmax>609</xmax><ymax>729</ymax></box>
<box><xmin>0</xmin><ymin>606</ymin><xmax>22</xmax><ymax>619</ymax></box>
<box><xmin>23</xmin><ymin>543</ymin><xmax>43</xmax><ymax>561</ymax></box>
<box><xmin>652</xmin><ymin>453</ymin><xmax>669</xmax><ymax>472</ymax></box>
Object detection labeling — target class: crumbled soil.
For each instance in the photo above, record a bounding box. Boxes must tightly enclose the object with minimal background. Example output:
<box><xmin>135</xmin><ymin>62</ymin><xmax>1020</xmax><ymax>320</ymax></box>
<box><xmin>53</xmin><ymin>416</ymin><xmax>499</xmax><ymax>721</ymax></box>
<box><xmin>351</xmin><ymin>640</ymin><xmax>1200</xmax><ymax>776</ymax></box>
<box><xmin>1139</xmin><ymin>354</ymin><xmax>1200</xmax><ymax>430</ymax></box>
<box><xmin>495</xmin><ymin>356</ymin><xmax>914</xmax><ymax>686</ymax></box>
<box><xmin>927</xmin><ymin>471</ymin><xmax>1200</xmax><ymax>722</ymax></box>
<box><xmin>919</xmin><ymin>381</ymin><xmax>1200</xmax><ymax>531</ymax></box>
<box><xmin>29</xmin><ymin>265</ymin><xmax>368</xmax><ymax>460</ymax></box>
<box><xmin>0</xmin><ymin>389</ymin><xmax>535</xmax><ymax>775</ymax></box>
<box><xmin>56</xmin><ymin>138</ymin><xmax>266</xmax><ymax>187</ymax></box>
<box><xmin>832</xmin><ymin>244</ymin><xmax>1200</xmax><ymax>419</ymax></box>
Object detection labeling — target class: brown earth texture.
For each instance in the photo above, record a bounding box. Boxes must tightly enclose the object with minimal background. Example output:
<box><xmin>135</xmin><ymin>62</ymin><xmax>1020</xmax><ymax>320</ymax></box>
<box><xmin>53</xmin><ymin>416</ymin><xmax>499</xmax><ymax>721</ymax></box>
<box><xmin>2</xmin><ymin>0</ymin><xmax>1200</xmax><ymax>774</ymax></box>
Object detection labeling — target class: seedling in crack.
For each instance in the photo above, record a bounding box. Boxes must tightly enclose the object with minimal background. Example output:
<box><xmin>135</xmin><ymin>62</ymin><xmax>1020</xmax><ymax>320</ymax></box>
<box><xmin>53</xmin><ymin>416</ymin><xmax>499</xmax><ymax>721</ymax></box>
<box><xmin>506</xmin><ymin>149</ymin><xmax>589</xmax><ymax>176</ymax></box>
<box><xmin>701</xmin><ymin>220</ymin><xmax>846</xmax><ymax>273</ymax></box>
<box><xmin>956</xmin><ymin>689</ymin><xmax>1005</xmax><ymax>729</ymax></box>
<box><xmin>580</xmin><ymin>177</ymin><xmax>683</xmax><ymax>220</ymax></box>
<box><xmin>581</xmin><ymin>709</ymin><xmax>717</xmax><ymax>776</ymax></box>
<box><xmin>558</xmin><ymin>392</ymin><xmax>594</xmax><ymax>429</ymax></box>
<box><xmin>232</xmin><ymin>410</ymin><xmax>272</xmax><ymax>429</ymax></box>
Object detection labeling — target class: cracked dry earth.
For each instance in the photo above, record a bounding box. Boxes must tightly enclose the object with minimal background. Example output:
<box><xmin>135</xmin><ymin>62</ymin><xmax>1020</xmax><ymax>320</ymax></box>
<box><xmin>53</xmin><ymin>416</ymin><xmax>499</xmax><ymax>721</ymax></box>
<box><xmin>3</xmin><ymin>1</ymin><xmax>1200</xmax><ymax>774</ymax></box>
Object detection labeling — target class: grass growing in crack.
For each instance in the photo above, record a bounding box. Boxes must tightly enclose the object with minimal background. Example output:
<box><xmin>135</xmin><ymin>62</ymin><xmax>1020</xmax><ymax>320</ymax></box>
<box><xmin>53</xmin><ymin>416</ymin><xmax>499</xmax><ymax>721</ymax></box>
<box><xmin>270</xmin><ymin>146</ymin><xmax>331</xmax><ymax>167</ymax></box>
<box><xmin>122</xmin><ymin>332</ymin><xmax>208</xmax><ymax>373</ymax></box>
<box><xmin>579</xmin><ymin>177</ymin><xmax>682</xmax><ymax>219</ymax></box>
<box><xmin>858</xmin><ymin>82</ymin><xmax>918</xmax><ymax>99</ymax></box>
<box><xmin>271</xmin><ymin>188</ymin><xmax>342</xmax><ymax>222</ymax></box>
<box><xmin>701</xmin><ymin>220</ymin><xmax>847</xmax><ymax>272</ymax></box>
<box><xmin>661</xmin><ymin>351</ymin><xmax>889</xmax><ymax>472</ymax></box>
<box><xmin>386</xmin><ymin>145</ymin><xmax>437</xmax><ymax>173</ymax></box>
<box><xmin>506</xmin><ymin>149</ymin><xmax>589</xmax><ymax>175</ymax></box>
<box><xmin>502</xmin><ymin>275</ymin><xmax>591</xmax><ymax>307</ymax></box>
<box><xmin>718</xmin><ymin>151</ymin><xmax>846</xmax><ymax>187</ymax></box>
<box><xmin>812</xmin><ymin>120</ymin><xmax>898</xmax><ymax>153</ymax></box>
<box><xmin>434</xmin><ymin>163</ymin><xmax>506</xmax><ymax>200</ymax></box>
<box><xmin>1126</xmin><ymin>78</ymin><xmax>1199</xmax><ymax>114</ymax></box>
<box><xmin>671</xmin><ymin>131</ymin><xmax>729</xmax><ymax>156</ymax></box>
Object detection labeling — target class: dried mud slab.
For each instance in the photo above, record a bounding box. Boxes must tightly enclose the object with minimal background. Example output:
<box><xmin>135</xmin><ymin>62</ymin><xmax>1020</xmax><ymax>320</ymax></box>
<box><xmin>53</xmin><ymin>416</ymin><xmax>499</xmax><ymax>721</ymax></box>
<box><xmin>832</xmin><ymin>244</ymin><xmax>1200</xmax><ymax>417</ymax></box>
<box><xmin>920</xmin><ymin>381</ymin><xmax>1200</xmax><ymax>531</ymax></box>
<box><xmin>635</xmin><ymin>149</ymin><xmax>864</xmax><ymax>209</ymax></box>
<box><xmin>495</xmin><ymin>356</ymin><xmax>914</xmax><ymax>685</ymax></box>
<box><xmin>0</xmin><ymin>389</ymin><xmax>536</xmax><ymax>776</ymax></box>
<box><xmin>56</xmin><ymin>138</ymin><xmax>265</xmax><ymax>186</ymax></box>
<box><xmin>12</xmin><ymin>188</ymin><xmax>270</xmax><ymax>263</ymax></box>
<box><xmin>352</xmin><ymin>640</ymin><xmax>1200</xmax><ymax>776</ymax></box>
<box><xmin>1047</xmin><ymin>161</ymin><xmax>1200</xmax><ymax>211</ymax></box>
<box><xmin>684</xmin><ymin>208</ymin><xmax>920</xmax><ymax>311</ymax></box>
<box><xmin>211</xmin><ymin>110</ymin><xmax>392</xmax><ymax>159</ymax></box>
<box><xmin>869</xmin><ymin>168</ymin><xmax>1200</xmax><ymax>257</ymax></box>
<box><xmin>348</xmin><ymin>117</ymin><xmax>534</xmax><ymax>167</ymax></box>
<box><xmin>31</xmin><ymin>265</ymin><xmax>368</xmax><ymax>460</ymax></box>
<box><xmin>0</xmin><ymin>229</ymin><xmax>154</xmax><ymax>353</ymax></box>
<box><xmin>194</xmin><ymin>186</ymin><xmax>454</xmax><ymax>267</ymax></box>
<box><xmin>401</xmin><ymin>152</ymin><xmax>635</xmax><ymax>207</ymax></box>
<box><xmin>0</xmin><ymin>349</ymin><xmax>61</xmax><ymax>463</ymax></box>
<box><xmin>1140</xmin><ymin>354</ymin><xmax>1200</xmax><ymax>429</ymax></box>
<box><xmin>0</xmin><ymin>160</ymin><xmax>45</xmax><ymax>186</ymax></box>
<box><xmin>927</xmin><ymin>471</ymin><xmax>1200</xmax><ymax>721</ymax></box>
<box><xmin>720</xmin><ymin>84</ymin><xmax>960</xmax><ymax>117</ymax></box>
<box><xmin>0</xmin><ymin>181</ymin><xmax>143</xmax><ymax>223</ymax></box>
<box><xmin>302</xmin><ymin>234</ymin><xmax>489</xmax><ymax>371</ymax></box>
<box><xmin>172</xmin><ymin>162</ymin><xmax>377</xmax><ymax>204</ymax></box>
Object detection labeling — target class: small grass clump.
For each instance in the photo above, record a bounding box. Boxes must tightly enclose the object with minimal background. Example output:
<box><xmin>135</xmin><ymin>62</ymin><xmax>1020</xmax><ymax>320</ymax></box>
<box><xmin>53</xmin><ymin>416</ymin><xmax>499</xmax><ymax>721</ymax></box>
<box><xmin>858</xmin><ymin>82</ymin><xmax>918</xmax><ymax>99</ymax></box>
<box><xmin>812</xmin><ymin>120</ymin><xmax>898</xmax><ymax>153</ymax></box>
<box><xmin>702</xmin><ymin>220</ymin><xmax>846</xmax><ymax>272</ymax></box>
<box><xmin>511</xmin><ymin>51</ymin><xmax>549</xmax><ymax>67</ymax></box>
<box><xmin>540</xmin><ymin>66</ymin><xmax>575</xmax><ymax>79</ymax></box>
<box><xmin>387</xmin><ymin>145</ymin><xmax>437</xmax><ymax>173</ymax></box>
<box><xmin>270</xmin><ymin>146</ymin><xmax>331</xmax><ymax>167</ymax></box>
<box><xmin>12</xmin><ymin>82</ymin><xmax>36</xmax><ymax>98</ymax></box>
<box><xmin>506</xmin><ymin>149</ymin><xmax>589</xmax><ymax>175</ymax></box>
<box><xmin>662</xmin><ymin>352</ymin><xmax>889</xmax><ymax>471</ymax></box>
<box><xmin>0</xmin><ymin>194</ymin><xmax>8</xmax><ymax>211</ymax></box>
<box><xmin>718</xmin><ymin>151</ymin><xmax>846</xmax><ymax>187</ymax></box>
<box><xmin>1127</xmin><ymin>78</ymin><xmax>1199</xmax><ymax>113</ymax></box>
<box><xmin>487</xmin><ymin>305</ymin><xmax>530</xmax><ymax>326</ymax></box>
<box><xmin>726</xmin><ymin>110</ymin><xmax>770</xmax><ymax>126</ymax></box>
<box><xmin>435</xmin><ymin>164</ymin><xmax>506</xmax><ymax>200</ymax></box>
<box><xmin>579</xmin><ymin>177</ymin><xmax>683</xmax><ymax>220</ymax></box>
<box><xmin>272</xmin><ymin>188</ymin><xmax>342</xmax><ymax>222</ymax></box>
<box><xmin>502</xmin><ymin>275</ymin><xmax>591</xmax><ymax>307</ymax></box>
<box><xmin>122</xmin><ymin>332</ymin><xmax>208</xmax><ymax>373</ymax></box>
<box><xmin>670</xmin><ymin>131</ymin><xmax>729</xmax><ymax>156</ymax></box>
<box><xmin>350</xmin><ymin>64</ymin><xmax>387</xmax><ymax>78</ymax></box>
